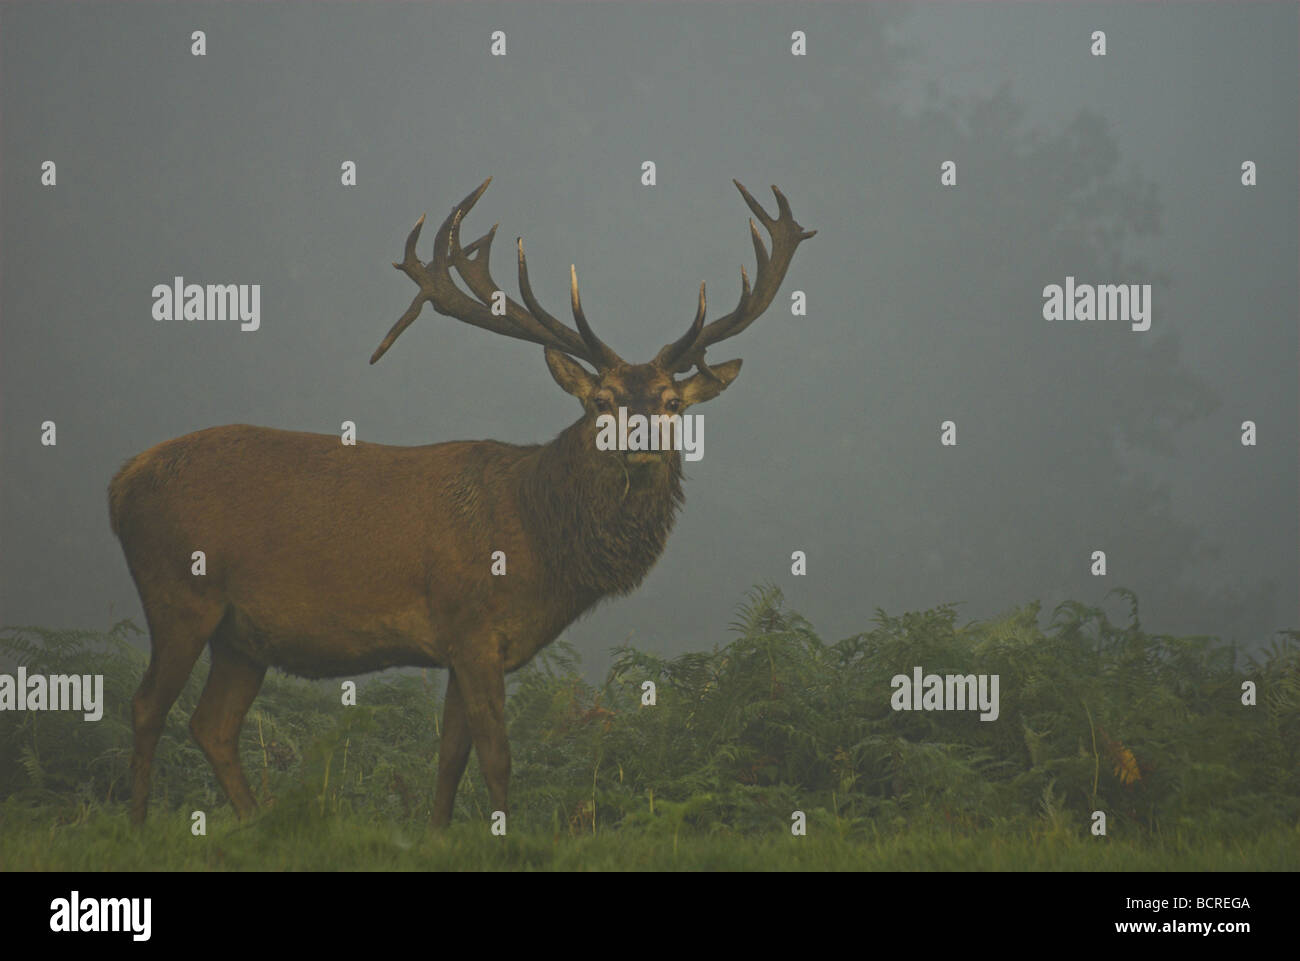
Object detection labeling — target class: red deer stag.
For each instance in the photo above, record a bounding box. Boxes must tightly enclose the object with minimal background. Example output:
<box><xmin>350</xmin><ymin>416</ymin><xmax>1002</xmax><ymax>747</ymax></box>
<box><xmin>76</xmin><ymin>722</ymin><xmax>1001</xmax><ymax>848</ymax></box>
<box><xmin>109</xmin><ymin>177</ymin><xmax>814</xmax><ymax>827</ymax></box>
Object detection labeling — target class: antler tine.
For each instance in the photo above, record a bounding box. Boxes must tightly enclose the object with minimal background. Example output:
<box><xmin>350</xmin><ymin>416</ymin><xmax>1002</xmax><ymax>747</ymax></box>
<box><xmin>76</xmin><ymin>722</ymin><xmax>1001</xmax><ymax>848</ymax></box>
<box><xmin>658</xmin><ymin>181</ymin><xmax>815</xmax><ymax>375</ymax></box>
<box><xmin>451</xmin><ymin>221</ymin><xmax>619</xmax><ymax>365</ymax></box>
<box><xmin>517</xmin><ymin>238</ymin><xmax>596</xmax><ymax>357</ymax></box>
<box><xmin>654</xmin><ymin>282</ymin><xmax>706</xmax><ymax>369</ymax></box>
<box><xmin>369</xmin><ymin>214</ymin><xmax>432</xmax><ymax>364</ymax></box>
<box><xmin>371</xmin><ymin>178</ymin><xmax>623</xmax><ymax>369</ymax></box>
<box><xmin>570</xmin><ymin>265</ymin><xmax>625</xmax><ymax>369</ymax></box>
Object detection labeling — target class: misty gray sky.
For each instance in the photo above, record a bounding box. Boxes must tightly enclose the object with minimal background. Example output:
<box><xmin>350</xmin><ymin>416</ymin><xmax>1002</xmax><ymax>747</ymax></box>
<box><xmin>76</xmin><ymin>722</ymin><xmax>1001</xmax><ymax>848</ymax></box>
<box><xmin>2</xmin><ymin>2</ymin><xmax>1296</xmax><ymax>675</ymax></box>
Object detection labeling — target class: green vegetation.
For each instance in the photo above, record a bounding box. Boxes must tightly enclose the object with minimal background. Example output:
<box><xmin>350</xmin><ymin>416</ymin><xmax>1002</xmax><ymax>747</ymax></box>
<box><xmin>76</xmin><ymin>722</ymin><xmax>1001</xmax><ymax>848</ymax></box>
<box><xmin>1</xmin><ymin>586</ymin><xmax>1296</xmax><ymax>870</ymax></box>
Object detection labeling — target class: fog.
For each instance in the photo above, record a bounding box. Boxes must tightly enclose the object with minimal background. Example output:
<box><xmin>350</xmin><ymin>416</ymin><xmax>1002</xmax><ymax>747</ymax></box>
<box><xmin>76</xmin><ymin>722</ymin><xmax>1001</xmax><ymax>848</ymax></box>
<box><xmin>2</xmin><ymin>2</ymin><xmax>1295</xmax><ymax>677</ymax></box>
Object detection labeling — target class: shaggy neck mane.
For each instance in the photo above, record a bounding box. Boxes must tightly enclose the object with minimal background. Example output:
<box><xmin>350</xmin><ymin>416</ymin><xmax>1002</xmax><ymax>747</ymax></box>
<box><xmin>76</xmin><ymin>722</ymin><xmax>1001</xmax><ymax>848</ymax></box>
<box><xmin>520</xmin><ymin>418</ymin><xmax>684</xmax><ymax>603</ymax></box>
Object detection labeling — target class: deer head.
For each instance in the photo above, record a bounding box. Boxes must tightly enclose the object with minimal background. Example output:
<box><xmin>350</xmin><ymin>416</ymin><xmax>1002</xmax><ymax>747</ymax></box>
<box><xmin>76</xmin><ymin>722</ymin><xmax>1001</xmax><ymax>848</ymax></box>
<box><xmin>370</xmin><ymin>178</ymin><xmax>816</xmax><ymax>464</ymax></box>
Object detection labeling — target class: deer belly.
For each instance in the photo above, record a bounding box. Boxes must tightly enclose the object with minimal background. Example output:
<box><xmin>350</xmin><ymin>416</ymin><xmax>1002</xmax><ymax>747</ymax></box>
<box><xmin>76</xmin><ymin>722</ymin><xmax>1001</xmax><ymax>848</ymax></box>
<box><xmin>225</xmin><ymin>605</ymin><xmax>443</xmax><ymax>678</ymax></box>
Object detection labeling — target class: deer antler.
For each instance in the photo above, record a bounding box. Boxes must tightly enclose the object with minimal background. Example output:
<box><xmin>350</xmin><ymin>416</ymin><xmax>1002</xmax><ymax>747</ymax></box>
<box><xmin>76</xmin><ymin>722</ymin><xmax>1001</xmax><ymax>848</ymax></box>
<box><xmin>655</xmin><ymin>181</ymin><xmax>816</xmax><ymax>376</ymax></box>
<box><xmin>371</xmin><ymin>178</ymin><xmax>624</xmax><ymax>369</ymax></box>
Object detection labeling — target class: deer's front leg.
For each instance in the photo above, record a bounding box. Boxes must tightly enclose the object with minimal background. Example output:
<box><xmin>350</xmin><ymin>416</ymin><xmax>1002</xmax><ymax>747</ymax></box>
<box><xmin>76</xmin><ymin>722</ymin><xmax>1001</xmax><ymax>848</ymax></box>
<box><xmin>431</xmin><ymin>670</ymin><xmax>472</xmax><ymax>829</ymax></box>
<box><xmin>452</xmin><ymin>639</ymin><xmax>511</xmax><ymax>822</ymax></box>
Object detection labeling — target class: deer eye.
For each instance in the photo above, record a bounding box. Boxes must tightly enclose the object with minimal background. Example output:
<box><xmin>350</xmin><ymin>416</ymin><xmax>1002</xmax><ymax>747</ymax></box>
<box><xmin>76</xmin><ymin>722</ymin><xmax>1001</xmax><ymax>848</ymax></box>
<box><xmin>665</xmin><ymin>398</ymin><xmax>682</xmax><ymax>413</ymax></box>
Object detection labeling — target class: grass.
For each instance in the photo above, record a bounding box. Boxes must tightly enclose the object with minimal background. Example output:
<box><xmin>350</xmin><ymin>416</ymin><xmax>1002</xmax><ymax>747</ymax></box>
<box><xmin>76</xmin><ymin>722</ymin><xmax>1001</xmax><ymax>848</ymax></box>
<box><xmin>2</xmin><ymin>585</ymin><xmax>1297</xmax><ymax>871</ymax></box>
<box><xmin>2</xmin><ymin>803</ymin><xmax>1294</xmax><ymax>871</ymax></box>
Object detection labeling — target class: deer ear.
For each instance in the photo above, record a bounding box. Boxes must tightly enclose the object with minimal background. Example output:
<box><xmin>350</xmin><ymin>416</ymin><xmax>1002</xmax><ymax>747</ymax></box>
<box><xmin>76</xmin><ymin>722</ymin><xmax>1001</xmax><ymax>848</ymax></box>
<box><xmin>679</xmin><ymin>359</ymin><xmax>742</xmax><ymax>407</ymax></box>
<box><xmin>544</xmin><ymin>347</ymin><xmax>598</xmax><ymax>400</ymax></box>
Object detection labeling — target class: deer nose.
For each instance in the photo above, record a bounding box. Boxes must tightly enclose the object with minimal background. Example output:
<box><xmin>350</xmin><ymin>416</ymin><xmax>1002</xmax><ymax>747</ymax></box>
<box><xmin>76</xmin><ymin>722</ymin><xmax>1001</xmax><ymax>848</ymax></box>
<box><xmin>626</xmin><ymin>450</ymin><xmax>666</xmax><ymax>464</ymax></box>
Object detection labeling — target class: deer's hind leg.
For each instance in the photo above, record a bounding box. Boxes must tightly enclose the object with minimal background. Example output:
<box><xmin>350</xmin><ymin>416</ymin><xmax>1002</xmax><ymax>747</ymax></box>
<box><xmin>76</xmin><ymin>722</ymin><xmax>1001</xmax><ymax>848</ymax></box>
<box><xmin>130</xmin><ymin>593</ymin><xmax>227</xmax><ymax>826</ymax></box>
<box><xmin>189</xmin><ymin>622</ymin><xmax>267</xmax><ymax>819</ymax></box>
